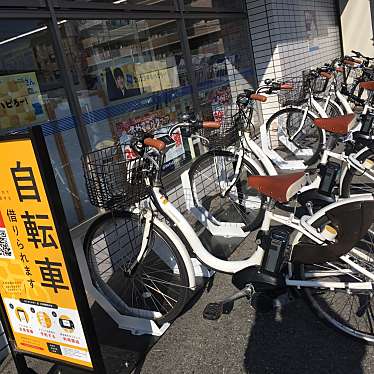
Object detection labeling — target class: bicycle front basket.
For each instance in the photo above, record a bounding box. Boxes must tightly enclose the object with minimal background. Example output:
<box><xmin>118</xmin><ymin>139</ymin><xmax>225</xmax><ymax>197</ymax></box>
<box><xmin>312</xmin><ymin>75</ymin><xmax>330</xmax><ymax>94</ymax></box>
<box><xmin>82</xmin><ymin>144</ymin><xmax>150</xmax><ymax>210</ymax></box>
<box><xmin>277</xmin><ymin>78</ymin><xmax>306</xmax><ymax>107</ymax></box>
<box><xmin>199</xmin><ymin>105</ymin><xmax>243</xmax><ymax>149</ymax></box>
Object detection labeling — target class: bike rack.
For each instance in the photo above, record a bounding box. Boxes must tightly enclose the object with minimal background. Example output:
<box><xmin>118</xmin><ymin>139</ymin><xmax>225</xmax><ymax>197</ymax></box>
<box><xmin>259</xmin><ymin>124</ymin><xmax>307</xmax><ymax>171</ymax></box>
<box><xmin>181</xmin><ymin>170</ymin><xmax>249</xmax><ymax>238</ymax></box>
<box><xmin>71</xmin><ymin>229</ymin><xmax>213</xmax><ymax>336</ymax></box>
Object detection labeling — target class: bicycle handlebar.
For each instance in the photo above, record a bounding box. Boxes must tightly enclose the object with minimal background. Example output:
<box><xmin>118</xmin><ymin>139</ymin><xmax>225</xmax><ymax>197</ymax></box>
<box><xmin>352</xmin><ymin>50</ymin><xmax>374</xmax><ymax>61</ymax></box>
<box><xmin>144</xmin><ymin>138</ymin><xmax>166</xmax><ymax>152</ymax></box>
<box><xmin>256</xmin><ymin>80</ymin><xmax>293</xmax><ymax>94</ymax></box>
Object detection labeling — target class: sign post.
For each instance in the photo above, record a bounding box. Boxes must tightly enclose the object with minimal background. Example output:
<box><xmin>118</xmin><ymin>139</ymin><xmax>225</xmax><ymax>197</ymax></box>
<box><xmin>0</xmin><ymin>127</ymin><xmax>106</xmax><ymax>372</ymax></box>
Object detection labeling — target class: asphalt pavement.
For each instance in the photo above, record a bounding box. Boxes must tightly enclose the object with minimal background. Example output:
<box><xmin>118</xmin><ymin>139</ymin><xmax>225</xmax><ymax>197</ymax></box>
<box><xmin>138</xmin><ymin>231</ymin><xmax>374</xmax><ymax>374</ymax></box>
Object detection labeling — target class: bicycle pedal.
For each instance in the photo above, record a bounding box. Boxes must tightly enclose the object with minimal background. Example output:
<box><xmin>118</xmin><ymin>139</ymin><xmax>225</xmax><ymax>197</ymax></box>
<box><xmin>203</xmin><ymin>302</ymin><xmax>223</xmax><ymax>320</ymax></box>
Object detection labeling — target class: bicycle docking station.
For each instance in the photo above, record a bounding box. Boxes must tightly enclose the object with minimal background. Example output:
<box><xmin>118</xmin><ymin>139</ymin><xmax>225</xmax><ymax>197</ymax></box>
<box><xmin>259</xmin><ymin>124</ymin><xmax>308</xmax><ymax>171</ymax></box>
<box><xmin>181</xmin><ymin>170</ymin><xmax>250</xmax><ymax>238</ymax></box>
<box><xmin>70</xmin><ymin>230</ymin><xmax>169</xmax><ymax>336</ymax></box>
<box><xmin>70</xmin><ymin>220</ymin><xmax>213</xmax><ymax>337</ymax></box>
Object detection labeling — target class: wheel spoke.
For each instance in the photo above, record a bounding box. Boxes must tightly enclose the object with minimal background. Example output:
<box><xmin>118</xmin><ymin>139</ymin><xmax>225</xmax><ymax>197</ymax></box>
<box><xmin>86</xmin><ymin>213</ymin><xmax>187</xmax><ymax>323</ymax></box>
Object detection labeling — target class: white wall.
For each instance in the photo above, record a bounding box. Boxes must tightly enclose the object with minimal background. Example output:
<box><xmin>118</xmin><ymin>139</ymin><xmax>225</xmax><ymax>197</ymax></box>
<box><xmin>246</xmin><ymin>0</ymin><xmax>342</xmax><ymax>120</ymax></box>
<box><xmin>340</xmin><ymin>0</ymin><xmax>374</xmax><ymax>56</ymax></box>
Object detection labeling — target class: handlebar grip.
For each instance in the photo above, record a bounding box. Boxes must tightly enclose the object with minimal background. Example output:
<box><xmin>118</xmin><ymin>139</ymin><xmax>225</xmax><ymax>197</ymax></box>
<box><xmin>320</xmin><ymin>71</ymin><xmax>332</xmax><ymax>79</ymax></box>
<box><xmin>280</xmin><ymin>83</ymin><xmax>293</xmax><ymax>90</ymax></box>
<box><xmin>352</xmin><ymin>57</ymin><xmax>362</xmax><ymax>64</ymax></box>
<box><xmin>343</xmin><ymin>59</ymin><xmax>355</xmax><ymax>66</ymax></box>
<box><xmin>202</xmin><ymin>121</ymin><xmax>221</xmax><ymax>129</ymax></box>
<box><xmin>250</xmin><ymin>94</ymin><xmax>267</xmax><ymax>102</ymax></box>
<box><xmin>144</xmin><ymin>138</ymin><xmax>166</xmax><ymax>152</ymax></box>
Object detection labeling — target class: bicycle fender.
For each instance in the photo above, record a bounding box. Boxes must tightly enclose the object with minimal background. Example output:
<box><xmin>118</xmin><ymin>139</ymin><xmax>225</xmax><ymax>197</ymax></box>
<box><xmin>153</xmin><ymin>216</ymin><xmax>197</xmax><ymax>290</ymax></box>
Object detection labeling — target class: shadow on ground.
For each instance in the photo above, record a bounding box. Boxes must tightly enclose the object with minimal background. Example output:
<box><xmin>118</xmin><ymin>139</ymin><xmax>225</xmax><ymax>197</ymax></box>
<box><xmin>244</xmin><ymin>300</ymin><xmax>366</xmax><ymax>374</ymax></box>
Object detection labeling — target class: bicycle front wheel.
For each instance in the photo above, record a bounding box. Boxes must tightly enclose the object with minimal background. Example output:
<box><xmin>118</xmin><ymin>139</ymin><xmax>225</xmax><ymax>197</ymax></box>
<box><xmin>84</xmin><ymin>211</ymin><xmax>190</xmax><ymax>324</ymax></box>
<box><xmin>314</xmin><ymin>97</ymin><xmax>344</xmax><ymax>117</ymax></box>
<box><xmin>189</xmin><ymin>150</ymin><xmax>265</xmax><ymax>231</ymax></box>
<box><xmin>266</xmin><ymin>107</ymin><xmax>323</xmax><ymax>165</ymax></box>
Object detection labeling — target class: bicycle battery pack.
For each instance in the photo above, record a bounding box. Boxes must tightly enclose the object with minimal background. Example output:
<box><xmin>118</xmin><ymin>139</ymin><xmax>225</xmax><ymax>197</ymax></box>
<box><xmin>260</xmin><ymin>228</ymin><xmax>289</xmax><ymax>275</ymax></box>
<box><xmin>318</xmin><ymin>161</ymin><xmax>340</xmax><ymax>196</ymax></box>
<box><xmin>360</xmin><ymin>112</ymin><xmax>374</xmax><ymax>135</ymax></box>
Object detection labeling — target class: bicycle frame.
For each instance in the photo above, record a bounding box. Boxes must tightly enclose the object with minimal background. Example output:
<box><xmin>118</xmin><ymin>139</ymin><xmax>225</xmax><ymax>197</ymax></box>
<box><xmin>142</xmin><ymin>185</ymin><xmax>374</xmax><ymax>292</ymax></box>
<box><xmin>183</xmin><ymin>117</ymin><xmax>374</xmax><ymax>240</ymax></box>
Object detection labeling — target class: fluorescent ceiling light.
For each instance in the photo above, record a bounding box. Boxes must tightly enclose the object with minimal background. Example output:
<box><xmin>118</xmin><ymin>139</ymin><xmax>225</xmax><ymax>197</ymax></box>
<box><xmin>113</xmin><ymin>0</ymin><xmax>127</xmax><ymax>4</ymax></box>
<box><xmin>0</xmin><ymin>20</ymin><xmax>67</xmax><ymax>46</ymax></box>
<box><xmin>0</xmin><ymin>26</ymin><xmax>47</xmax><ymax>46</ymax></box>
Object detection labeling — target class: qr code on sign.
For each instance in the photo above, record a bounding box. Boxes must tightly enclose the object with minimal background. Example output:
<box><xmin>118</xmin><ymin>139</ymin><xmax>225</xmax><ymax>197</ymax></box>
<box><xmin>0</xmin><ymin>229</ymin><xmax>14</xmax><ymax>258</ymax></box>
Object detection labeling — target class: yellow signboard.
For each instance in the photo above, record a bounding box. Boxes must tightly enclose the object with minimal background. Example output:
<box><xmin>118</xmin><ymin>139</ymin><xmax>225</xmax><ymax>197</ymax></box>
<box><xmin>0</xmin><ymin>136</ymin><xmax>93</xmax><ymax>368</ymax></box>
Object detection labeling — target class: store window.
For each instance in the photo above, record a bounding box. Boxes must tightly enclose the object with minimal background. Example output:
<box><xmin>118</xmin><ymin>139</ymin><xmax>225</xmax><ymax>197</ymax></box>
<box><xmin>83</xmin><ymin>0</ymin><xmax>174</xmax><ymax>6</ymax></box>
<box><xmin>183</xmin><ymin>0</ymin><xmax>243</xmax><ymax>9</ymax></box>
<box><xmin>0</xmin><ymin>19</ymin><xmax>95</xmax><ymax>227</ymax></box>
<box><xmin>185</xmin><ymin>18</ymin><xmax>255</xmax><ymax>120</ymax></box>
<box><xmin>58</xmin><ymin>18</ymin><xmax>193</xmax><ymax>170</ymax></box>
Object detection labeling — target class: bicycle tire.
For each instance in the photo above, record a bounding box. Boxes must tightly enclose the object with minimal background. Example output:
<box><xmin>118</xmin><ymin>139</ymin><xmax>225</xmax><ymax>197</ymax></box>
<box><xmin>295</xmin><ymin>213</ymin><xmax>374</xmax><ymax>343</ymax></box>
<box><xmin>314</xmin><ymin>97</ymin><xmax>344</xmax><ymax>117</ymax></box>
<box><xmin>341</xmin><ymin>149</ymin><xmax>374</xmax><ymax>198</ymax></box>
<box><xmin>83</xmin><ymin>210</ymin><xmax>190</xmax><ymax>324</ymax></box>
<box><xmin>189</xmin><ymin>150</ymin><xmax>265</xmax><ymax>232</ymax></box>
<box><xmin>265</xmin><ymin>107</ymin><xmax>323</xmax><ymax>166</ymax></box>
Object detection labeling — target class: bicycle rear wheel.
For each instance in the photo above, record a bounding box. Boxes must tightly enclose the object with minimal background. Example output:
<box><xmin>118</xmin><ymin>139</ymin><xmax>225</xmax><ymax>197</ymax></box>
<box><xmin>189</xmin><ymin>150</ymin><xmax>265</xmax><ymax>231</ymax></box>
<box><xmin>295</xmin><ymin>213</ymin><xmax>374</xmax><ymax>343</ymax></box>
<box><xmin>341</xmin><ymin>149</ymin><xmax>374</xmax><ymax>198</ymax></box>
<box><xmin>266</xmin><ymin>107</ymin><xmax>323</xmax><ymax>165</ymax></box>
<box><xmin>84</xmin><ymin>211</ymin><xmax>190</xmax><ymax>324</ymax></box>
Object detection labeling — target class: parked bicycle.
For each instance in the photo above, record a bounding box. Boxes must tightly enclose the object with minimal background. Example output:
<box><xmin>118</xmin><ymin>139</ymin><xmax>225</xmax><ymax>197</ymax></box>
<box><xmin>81</xmin><ymin>117</ymin><xmax>374</xmax><ymax>342</ymax></box>
<box><xmin>340</xmin><ymin>51</ymin><xmax>374</xmax><ymax>107</ymax></box>
<box><xmin>187</xmin><ymin>81</ymin><xmax>374</xmax><ymax>236</ymax></box>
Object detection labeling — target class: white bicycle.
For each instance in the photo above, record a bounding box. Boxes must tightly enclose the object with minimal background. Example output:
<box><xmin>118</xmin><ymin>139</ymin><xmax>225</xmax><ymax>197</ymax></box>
<box><xmin>185</xmin><ymin>82</ymin><xmax>374</xmax><ymax>238</ymax></box>
<box><xmin>81</xmin><ymin>122</ymin><xmax>374</xmax><ymax>342</ymax></box>
<box><xmin>264</xmin><ymin>66</ymin><xmax>353</xmax><ymax>166</ymax></box>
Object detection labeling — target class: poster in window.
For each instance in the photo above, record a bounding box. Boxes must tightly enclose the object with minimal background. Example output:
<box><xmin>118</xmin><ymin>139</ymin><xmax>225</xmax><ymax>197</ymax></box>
<box><xmin>0</xmin><ymin>72</ymin><xmax>47</xmax><ymax>130</ymax></box>
<box><xmin>103</xmin><ymin>64</ymin><xmax>141</xmax><ymax>102</ymax></box>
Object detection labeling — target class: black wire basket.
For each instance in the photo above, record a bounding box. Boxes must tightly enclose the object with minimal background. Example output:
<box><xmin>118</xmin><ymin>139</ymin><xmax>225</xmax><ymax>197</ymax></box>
<box><xmin>82</xmin><ymin>144</ymin><xmax>151</xmax><ymax>210</ymax></box>
<box><xmin>334</xmin><ymin>71</ymin><xmax>345</xmax><ymax>92</ymax></box>
<box><xmin>311</xmin><ymin>75</ymin><xmax>330</xmax><ymax>94</ymax></box>
<box><xmin>277</xmin><ymin>78</ymin><xmax>307</xmax><ymax>107</ymax></box>
<box><xmin>199</xmin><ymin>105</ymin><xmax>243</xmax><ymax>149</ymax></box>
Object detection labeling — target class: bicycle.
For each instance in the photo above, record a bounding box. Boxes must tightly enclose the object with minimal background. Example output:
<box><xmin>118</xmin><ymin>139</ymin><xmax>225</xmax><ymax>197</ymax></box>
<box><xmin>265</xmin><ymin>56</ymin><xmax>373</xmax><ymax>165</ymax></box>
<box><xmin>187</xmin><ymin>82</ymin><xmax>374</xmax><ymax>237</ymax></box>
<box><xmin>264</xmin><ymin>69</ymin><xmax>332</xmax><ymax>165</ymax></box>
<box><xmin>81</xmin><ymin>123</ymin><xmax>374</xmax><ymax>342</ymax></box>
<box><xmin>203</xmin><ymin>170</ymin><xmax>374</xmax><ymax>343</ymax></box>
<box><xmin>339</xmin><ymin>52</ymin><xmax>374</xmax><ymax>108</ymax></box>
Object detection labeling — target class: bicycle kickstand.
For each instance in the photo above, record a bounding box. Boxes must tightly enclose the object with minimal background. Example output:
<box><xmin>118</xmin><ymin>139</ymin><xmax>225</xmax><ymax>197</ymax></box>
<box><xmin>203</xmin><ymin>284</ymin><xmax>255</xmax><ymax>320</ymax></box>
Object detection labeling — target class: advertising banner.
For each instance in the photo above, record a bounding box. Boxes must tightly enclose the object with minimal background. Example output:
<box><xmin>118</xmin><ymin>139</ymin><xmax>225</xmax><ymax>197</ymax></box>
<box><xmin>103</xmin><ymin>64</ymin><xmax>140</xmax><ymax>102</ymax></box>
<box><xmin>0</xmin><ymin>131</ymin><xmax>98</xmax><ymax>370</ymax></box>
<box><xmin>102</xmin><ymin>59</ymin><xmax>180</xmax><ymax>102</ymax></box>
<box><xmin>116</xmin><ymin>109</ymin><xmax>185</xmax><ymax>167</ymax></box>
<box><xmin>0</xmin><ymin>72</ymin><xmax>47</xmax><ymax>130</ymax></box>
